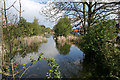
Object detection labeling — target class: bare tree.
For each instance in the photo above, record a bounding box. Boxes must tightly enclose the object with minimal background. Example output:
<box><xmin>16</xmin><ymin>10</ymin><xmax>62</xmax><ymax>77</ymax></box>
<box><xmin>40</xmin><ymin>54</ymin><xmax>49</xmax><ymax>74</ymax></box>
<box><xmin>42</xmin><ymin>1</ymin><xmax>120</xmax><ymax>33</ymax></box>
<box><xmin>2</xmin><ymin>0</ymin><xmax>21</xmax><ymax>79</ymax></box>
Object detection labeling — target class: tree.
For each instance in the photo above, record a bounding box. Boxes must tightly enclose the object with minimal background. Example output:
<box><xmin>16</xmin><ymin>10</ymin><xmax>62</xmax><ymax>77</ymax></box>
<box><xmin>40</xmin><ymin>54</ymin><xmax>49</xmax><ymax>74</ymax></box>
<box><xmin>2</xmin><ymin>0</ymin><xmax>20</xmax><ymax>78</ymax></box>
<box><xmin>79</xmin><ymin>18</ymin><xmax>120</xmax><ymax>78</ymax></box>
<box><xmin>45</xmin><ymin>27</ymin><xmax>51</xmax><ymax>33</ymax></box>
<box><xmin>1</xmin><ymin>1</ymin><xmax>62</xmax><ymax>79</ymax></box>
<box><xmin>54</xmin><ymin>16</ymin><xmax>72</xmax><ymax>36</ymax></box>
<box><xmin>18</xmin><ymin>18</ymin><xmax>44</xmax><ymax>36</ymax></box>
<box><xmin>19</xmin><ymin>0</ymin><xmax>22</xmax><ymax>21</ymax></box>
<box><xmin>117</xmin><ymin>8</ymin><xmax>120</xmax><ymax>23</ymax></box>
<box><xmin>42</xmin><ymin>1</ymin><xmax>120</xmax><ymax>34</ymax></box>
<box><xmin>40</xmin><ymin>25</ymin><xmax>45</xmax><ymax>28</ymax></box>
<box><xmin>32</xmin><ymin>18</ymin><xmax>40</xmax><ymax>35</ymax></box>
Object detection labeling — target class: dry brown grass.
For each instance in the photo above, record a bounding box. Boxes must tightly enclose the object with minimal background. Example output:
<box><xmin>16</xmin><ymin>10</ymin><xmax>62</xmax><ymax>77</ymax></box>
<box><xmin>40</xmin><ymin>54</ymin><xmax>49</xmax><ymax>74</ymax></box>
<box><xmin>22</xmin><ymin>36</ymin><xmax>47</xmax><ymax>46</ymax></box>
<box><xmin>57</xmin><ymin>35</ymin><xmax>78</xmax><ymax>43</ymax></box>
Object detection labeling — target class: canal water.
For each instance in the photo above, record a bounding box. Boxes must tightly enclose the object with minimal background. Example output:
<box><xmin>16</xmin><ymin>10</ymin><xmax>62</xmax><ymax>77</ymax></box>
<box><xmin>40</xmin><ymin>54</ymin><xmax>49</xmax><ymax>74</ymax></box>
<box><xmin>13</xmin><ymin>35</ymin><xmax>84</xmax><ymax>78</ymax></box>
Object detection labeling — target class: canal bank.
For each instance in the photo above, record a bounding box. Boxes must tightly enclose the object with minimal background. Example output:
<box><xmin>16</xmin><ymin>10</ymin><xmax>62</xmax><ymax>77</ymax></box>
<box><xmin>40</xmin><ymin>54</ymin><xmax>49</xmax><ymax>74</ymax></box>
<box><xmin>13</xmin><ymin>35</ymin><xmax>84</xmax><ymax>78</ymax></box>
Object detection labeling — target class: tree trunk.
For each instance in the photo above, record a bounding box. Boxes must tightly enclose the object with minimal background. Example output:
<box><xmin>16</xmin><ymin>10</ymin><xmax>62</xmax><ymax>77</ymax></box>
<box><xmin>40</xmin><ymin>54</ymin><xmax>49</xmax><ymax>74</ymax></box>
<box><xmin>3</xmin><ymin>0</ymin><xmax>12</xmax><ymax>59</ymax></box>
<box><xmin>83</xmin><ymin>2</ymin><xmax>86</xmax><ymax>34</ymax></box>
<box><xmin>11</xmin><ymin>60</ymin><xmax>15</xmax><ymax>80</ymax></box>
<box><xmin>87</xmin><ymin>2</ymin><xmax>92</xmax><ymax>32</ymax></box>
<box><xmin>1</xmin><ymin>0</ymin><xmax>5</xmax><ymax>66</ymax></box>
<box><xmin>19</xmin><ymin>0</ymin><xmax>21</xmax><ymax>21</ymax></box>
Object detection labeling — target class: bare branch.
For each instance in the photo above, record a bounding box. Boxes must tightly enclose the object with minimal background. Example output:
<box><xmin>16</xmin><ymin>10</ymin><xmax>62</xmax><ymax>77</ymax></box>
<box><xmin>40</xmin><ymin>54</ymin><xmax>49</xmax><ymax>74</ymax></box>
<box><xmin>6</xmin><ymin>0</ymin><xmax>17</xmax><ymax>10</ymax></box>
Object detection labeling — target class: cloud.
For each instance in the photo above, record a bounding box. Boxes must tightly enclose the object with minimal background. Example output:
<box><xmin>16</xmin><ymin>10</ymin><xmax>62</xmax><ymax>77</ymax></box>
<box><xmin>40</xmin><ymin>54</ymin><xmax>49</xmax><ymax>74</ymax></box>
<box><xmin>6</xmin><ymin>0</ymin><xmax>61</xmax><ymax>29</ymax></box>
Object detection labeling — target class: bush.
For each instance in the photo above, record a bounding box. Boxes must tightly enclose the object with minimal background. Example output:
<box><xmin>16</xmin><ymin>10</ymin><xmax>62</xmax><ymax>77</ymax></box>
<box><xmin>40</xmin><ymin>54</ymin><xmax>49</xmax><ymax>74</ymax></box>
<box><xmin>80</xmin><ymin>19</ymin><xmax>120</xmax><ymax>79</ymax></box>
<box><xmin>3</xmin><ymin>18</ymin><xmax>47</xmax><ymax>42</ymax></box>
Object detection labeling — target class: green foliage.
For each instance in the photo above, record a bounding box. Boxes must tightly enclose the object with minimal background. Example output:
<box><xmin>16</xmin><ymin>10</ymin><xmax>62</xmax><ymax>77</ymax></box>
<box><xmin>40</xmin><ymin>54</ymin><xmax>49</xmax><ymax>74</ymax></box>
<box><xmin>80</xmin><ymin>19</ymin><xmax>120</xmax><ymax>79</ymax></box>
<box><xmin>22</xmin><ymin>64</ymin><xmax>26</xmax><ymax>69</ymax></box>
<box><xmin>46</xmin><ymin>58</ymin><xmax>62</xmax><ymax>79</ymax></box>
<box><xmin>32</xmin><ymin>18</ymin><xmax>40</xmax><ymax>35</ymax></box>
<box><xmin>18</xmin><ymin>18</ymin><xmax>30</xmax><ymax>37</ymax></box>
<box><xmin>56</xmin><ymin>42</ymin><xmax>71</xmax><ymax>55</ymax></box>
<box><xmin>0</xmin><ymin>52</ymin><xmax>62</xmax><ymax>79</ymax></box>
<box><xmin>1</xmin><ymin>62</ymin><xmax>19</xmax><ymax>77</ymax></box>
<box><xmin>54</xmin><ymin>16</ymin><xmax>72</xmax><ymax>36</ymax></box>
<box><xmin>0</xmin><ymin>27</ymin><xmax>2</xmax><ymax>43</ymax></box>
<box><xmin>3</xmin><ymin>18</ymin><xmax>48</xmax><ymax>46</ymax></box>
<box><xmin>38</xmin><ymin>52</ymin><xmax>44</xmax><ymax>60</ymax></box>
<box><xmin>40</xmin><ymin>25</ymin><xmax>45</xmax><ymax>28</ymax></box>
<box><xmin>45</xmin><ymin>27</ymin><xmax>52</xmax><ymax>33</ymax></box>
<box><xmin>39</xmin><ymin>25</ymin><xmax>46</xmax><ymax>34</ymax></box>
<box><xmin>20</xmin><ymin>52</ymin><xmax>62</xmax><ymax>79</ymax></box>
<box><xmin>81</xmin><ymin>19</ymin><xmax>117</xmax><ymax>55</ymax></box>
<box><xmin>20</xmin><ymin>52</ymin><xmax>45</xmax><ymax>79</ymax></box>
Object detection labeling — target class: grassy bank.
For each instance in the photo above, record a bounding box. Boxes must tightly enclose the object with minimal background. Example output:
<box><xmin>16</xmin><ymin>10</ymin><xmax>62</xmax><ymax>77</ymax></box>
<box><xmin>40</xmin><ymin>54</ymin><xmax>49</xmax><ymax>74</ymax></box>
<box><xmin>3</xmin><ymin>35</ymin><xmax>47</xmax><ymax>57</ymax></box>
<box><xmin>15</xmin><ymin>35</ymin><xmax>47</xmax><ymax>46</ymax></box>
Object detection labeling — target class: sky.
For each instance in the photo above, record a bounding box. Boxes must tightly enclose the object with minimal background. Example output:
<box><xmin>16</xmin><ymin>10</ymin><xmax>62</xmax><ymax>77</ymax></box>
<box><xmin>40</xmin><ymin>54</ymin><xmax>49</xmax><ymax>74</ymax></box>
<box><xmin>6</xmin><ymin>0</ymin><xmax>60</xmax><ymax>29</ymax></box>
<box><xmin>5</xmin><ymin>0</ymin><xmax>119</xmax><ymax>29</ymax></box>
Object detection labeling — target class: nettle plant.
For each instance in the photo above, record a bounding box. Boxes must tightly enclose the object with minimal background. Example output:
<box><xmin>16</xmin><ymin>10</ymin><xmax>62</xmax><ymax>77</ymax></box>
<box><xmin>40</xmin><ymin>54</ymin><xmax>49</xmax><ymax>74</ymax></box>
<box><xmin>1</xmin><ymin>52</ymin><xmax>62</xmax><ymax>79</ymax></box>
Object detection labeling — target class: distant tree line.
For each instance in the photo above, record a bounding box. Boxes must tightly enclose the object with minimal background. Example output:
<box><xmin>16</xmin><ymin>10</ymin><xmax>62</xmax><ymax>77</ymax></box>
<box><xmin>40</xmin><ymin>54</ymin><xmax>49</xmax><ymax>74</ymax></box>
<box><xmin>3</xmin><ymin>17</ymin><xmax>52</xmax><ymax>42</ymax></box>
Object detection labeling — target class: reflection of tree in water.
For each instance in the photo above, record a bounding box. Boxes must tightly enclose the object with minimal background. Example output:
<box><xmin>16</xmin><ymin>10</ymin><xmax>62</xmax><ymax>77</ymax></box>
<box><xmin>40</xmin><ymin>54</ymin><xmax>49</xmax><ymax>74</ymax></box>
<box><xmin>55</xmin><ymin>38</ymin><xmax>71</xmax><ymax>55</ymax></box>
<box><xmin>44</xmin><ymin>34</ymin><xmax>51</xmax><ymax>38</ymax></box>
<box><xmin>19</xmin><ymin>42</ymin><xmax>40</xmax><ymax>58</ymax></box>
<box><xmin>5</xmin><ymin>40</ymin><xmax>46</xmax><ymax>59</ymax></box>
<box><xmin>79</xmin><ymin>52</ymin><xmax>118</xmax><ymax>79</ymax></box>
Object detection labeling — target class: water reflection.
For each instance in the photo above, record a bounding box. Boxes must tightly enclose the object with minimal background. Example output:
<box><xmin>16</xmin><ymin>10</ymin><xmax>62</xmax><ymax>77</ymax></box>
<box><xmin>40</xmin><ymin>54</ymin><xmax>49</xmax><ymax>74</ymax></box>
<box><xmin>55</xmin><ymin>45</ymin><xmax>84</xmax><ymax>78</ymax></box>
<box><xmin>14</xmin><ymin>36</ymin><xmax>59</xmax><ymax>65</ymax></box>
<box><xmin>55</xmin><ymin>38</ymin><xmax>71</xmax><ymax>55</ymax></box>
<box><xmin>13</xmin><ymin>35</ymin><xmax>84</xmax><ymax>78</ymax></box>
<box><xmin>79</xmin><ymin>53</ymin><xmax>112</xmax><ymax>79</ymax></box>
<box><xmin>19</xmin><ymin>43</ymin><xmax>40</xmax><ymax>58</ymax></box>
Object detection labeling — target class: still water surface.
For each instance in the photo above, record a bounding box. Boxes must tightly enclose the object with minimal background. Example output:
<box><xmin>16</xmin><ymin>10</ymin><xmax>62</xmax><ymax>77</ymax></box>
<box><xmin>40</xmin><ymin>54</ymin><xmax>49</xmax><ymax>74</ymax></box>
<box><xmin>14</xmin><ymin>35</ymin><xmax>84</xmax><ymax>78</ymax></box>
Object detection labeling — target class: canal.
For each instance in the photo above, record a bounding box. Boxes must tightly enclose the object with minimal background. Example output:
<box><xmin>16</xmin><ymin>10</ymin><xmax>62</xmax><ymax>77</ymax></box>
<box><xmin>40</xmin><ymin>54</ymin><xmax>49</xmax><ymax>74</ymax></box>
<box><xmin>13</xmin><ymin>35</ymin><xmax>84</xmax><ymax>78</ymax></box>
